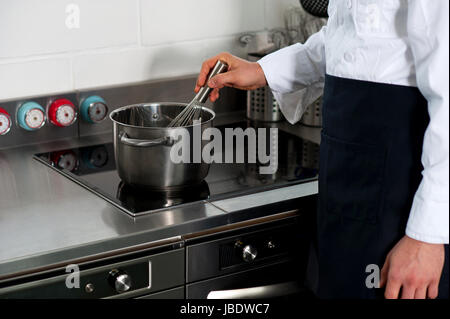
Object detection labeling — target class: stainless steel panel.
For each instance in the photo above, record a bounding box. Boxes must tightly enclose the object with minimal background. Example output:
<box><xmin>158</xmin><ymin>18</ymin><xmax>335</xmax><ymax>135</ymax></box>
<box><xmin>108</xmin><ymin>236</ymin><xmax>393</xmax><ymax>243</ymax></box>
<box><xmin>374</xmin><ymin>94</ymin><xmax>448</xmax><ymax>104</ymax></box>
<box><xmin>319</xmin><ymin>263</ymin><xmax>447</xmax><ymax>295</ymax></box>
<box><xmin>0</xmin><ymin>248</ymin><xmax>184</xmax><ymax>299</ymax></box>
<box><xmin>135</xmin><ymin>286</ymin><xmax>184</xmax><ymax>299</ymax></box>
<box><xmin>0</xmin><ymin>93</ymin><xmax>78</xmax><ymax>149</ymax></box>
<box><xmin>210</xmin><ymin>181</ymin><xmax>318</xmax><ymax>213</ymax></box>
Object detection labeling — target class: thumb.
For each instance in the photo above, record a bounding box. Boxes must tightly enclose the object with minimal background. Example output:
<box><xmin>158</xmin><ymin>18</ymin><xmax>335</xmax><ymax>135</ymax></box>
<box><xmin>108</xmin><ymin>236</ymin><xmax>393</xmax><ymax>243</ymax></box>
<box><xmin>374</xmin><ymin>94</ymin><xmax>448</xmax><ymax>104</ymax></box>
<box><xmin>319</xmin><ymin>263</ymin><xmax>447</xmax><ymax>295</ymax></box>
<box><xmin>208</xmin><ymin>71</ymin><xmax>237</xmax><ymax>89</ymax></box>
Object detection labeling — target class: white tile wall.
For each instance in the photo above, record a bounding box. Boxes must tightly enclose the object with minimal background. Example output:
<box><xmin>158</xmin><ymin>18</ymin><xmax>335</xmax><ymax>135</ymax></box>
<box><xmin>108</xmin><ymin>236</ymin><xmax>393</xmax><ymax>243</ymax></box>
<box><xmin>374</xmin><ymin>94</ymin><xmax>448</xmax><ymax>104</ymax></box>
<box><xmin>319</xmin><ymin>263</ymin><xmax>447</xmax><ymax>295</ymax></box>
<box><xmin>0</xmin><ymin>0</ymin><xmax>139</xmax><ymax>59</ymax></box>
<box><xmin>0</xmin><ymin>0</ymin><xmax>300</xmax><ymax>101</ymax></box>
<box><xmin>72</xmin><ymin>36</ymin><xmax>247</xmax><ymax>90</ymax></box>
<box><xmin>0</xmin><ymin>58</ymin><xmax>72</xmax><ymax>101</ymax></box>
<box><xmin>140</xmin><ymin>0</ymin><xmax>265</xmax><ymax>45</ymax></box>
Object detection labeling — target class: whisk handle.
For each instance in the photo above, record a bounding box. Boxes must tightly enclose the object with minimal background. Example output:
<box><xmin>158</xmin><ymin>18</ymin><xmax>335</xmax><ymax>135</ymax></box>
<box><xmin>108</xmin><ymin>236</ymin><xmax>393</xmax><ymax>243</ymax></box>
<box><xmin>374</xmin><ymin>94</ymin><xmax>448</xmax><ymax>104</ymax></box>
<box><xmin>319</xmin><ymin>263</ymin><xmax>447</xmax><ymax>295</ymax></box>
<box><xmin>195</xmin><ymin>60</ymin><xmax>229</xmax><ymax>103</ymax></box>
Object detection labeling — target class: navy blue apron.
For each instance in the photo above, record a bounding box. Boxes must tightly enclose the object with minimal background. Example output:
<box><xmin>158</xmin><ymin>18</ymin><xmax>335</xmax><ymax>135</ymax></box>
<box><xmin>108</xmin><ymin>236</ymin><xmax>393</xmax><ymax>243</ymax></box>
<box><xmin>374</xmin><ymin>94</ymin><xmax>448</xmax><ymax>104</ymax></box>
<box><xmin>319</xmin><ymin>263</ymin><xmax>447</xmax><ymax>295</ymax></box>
<box><xmin>306</xmin><ymin>75</ymin><xmax>449</xmax><ymax>299</ymax></box>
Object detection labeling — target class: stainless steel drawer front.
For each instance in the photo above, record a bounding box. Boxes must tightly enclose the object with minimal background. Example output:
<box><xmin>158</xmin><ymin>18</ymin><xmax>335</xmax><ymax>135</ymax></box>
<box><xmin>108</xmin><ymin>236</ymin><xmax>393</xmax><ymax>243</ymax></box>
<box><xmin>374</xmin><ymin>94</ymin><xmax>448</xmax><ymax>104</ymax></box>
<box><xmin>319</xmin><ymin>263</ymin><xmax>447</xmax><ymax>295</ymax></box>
<box><xmin>135</xmin><ymin>286</ymin><xmax>185</xmax><ymax>299</ymax></box>
<box><xmin>0</xmin><ymin>248</ymin><xmax>184</xmax><ymax>299</ymax></box>
<box><xmin>187</xmin><ymin>220</ymin><xmax>308</xmax><ymax>283</ymax></box>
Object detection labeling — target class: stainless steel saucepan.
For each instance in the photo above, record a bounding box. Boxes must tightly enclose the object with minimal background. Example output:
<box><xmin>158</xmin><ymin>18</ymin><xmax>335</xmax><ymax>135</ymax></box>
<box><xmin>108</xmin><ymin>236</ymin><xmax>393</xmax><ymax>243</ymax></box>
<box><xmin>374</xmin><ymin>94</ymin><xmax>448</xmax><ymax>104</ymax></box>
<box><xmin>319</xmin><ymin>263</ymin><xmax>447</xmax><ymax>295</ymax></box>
<box><xmin>109</xmin><ymin>102</ymin><xmax>215</xmax><ymax>189</ymax></box>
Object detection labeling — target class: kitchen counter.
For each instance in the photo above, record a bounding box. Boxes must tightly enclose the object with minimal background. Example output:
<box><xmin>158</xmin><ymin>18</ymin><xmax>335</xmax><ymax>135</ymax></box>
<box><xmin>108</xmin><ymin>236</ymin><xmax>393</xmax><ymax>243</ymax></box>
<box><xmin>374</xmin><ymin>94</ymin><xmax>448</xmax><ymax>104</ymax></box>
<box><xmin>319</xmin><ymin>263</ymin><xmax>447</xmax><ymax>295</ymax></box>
<box><xmin>0</xmin><ymin>115</ymin><xmax>320</xmax><ymax>281</ymax></box>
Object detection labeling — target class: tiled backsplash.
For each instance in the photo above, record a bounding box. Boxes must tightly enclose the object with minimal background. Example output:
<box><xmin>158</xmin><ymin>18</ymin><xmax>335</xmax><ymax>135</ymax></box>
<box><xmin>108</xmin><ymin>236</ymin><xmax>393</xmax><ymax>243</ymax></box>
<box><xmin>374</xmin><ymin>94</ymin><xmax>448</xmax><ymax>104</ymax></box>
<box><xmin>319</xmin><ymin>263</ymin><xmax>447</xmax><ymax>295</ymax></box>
<box><xmin>0</xmin><ymin>0</ymin><xmax>299</xmax><ymax>101</ymax></box>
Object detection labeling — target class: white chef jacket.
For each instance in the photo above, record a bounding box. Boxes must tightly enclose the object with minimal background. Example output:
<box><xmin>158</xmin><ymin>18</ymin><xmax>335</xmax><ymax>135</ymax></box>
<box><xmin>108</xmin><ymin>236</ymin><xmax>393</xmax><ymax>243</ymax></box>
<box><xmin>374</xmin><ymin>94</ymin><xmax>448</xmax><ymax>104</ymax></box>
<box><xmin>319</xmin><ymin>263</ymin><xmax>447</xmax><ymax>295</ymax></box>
<box><xmin>258</xmin><ymin>0</ymin><xmax>449</xmax><ymax>244</ymax></box>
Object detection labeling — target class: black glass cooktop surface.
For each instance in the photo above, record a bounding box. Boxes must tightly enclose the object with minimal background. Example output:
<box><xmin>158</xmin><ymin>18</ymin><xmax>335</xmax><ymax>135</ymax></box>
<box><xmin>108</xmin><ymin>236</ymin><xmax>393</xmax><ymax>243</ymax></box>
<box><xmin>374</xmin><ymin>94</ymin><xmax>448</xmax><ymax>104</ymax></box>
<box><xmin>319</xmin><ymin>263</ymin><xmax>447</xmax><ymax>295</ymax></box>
<box><xmin>34</xmin><ymin>122</ymin><xmax>319</xmax><ymax>216</ymax></box>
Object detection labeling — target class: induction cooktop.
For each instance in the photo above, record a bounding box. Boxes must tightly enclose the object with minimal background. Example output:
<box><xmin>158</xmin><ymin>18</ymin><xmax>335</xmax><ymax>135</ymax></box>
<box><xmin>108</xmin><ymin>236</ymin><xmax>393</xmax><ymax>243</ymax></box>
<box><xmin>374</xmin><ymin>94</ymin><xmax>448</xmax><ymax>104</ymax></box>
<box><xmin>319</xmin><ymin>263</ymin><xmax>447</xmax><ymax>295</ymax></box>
<box><xmin>34</xmin><ymin>122</ymin><xmax>319</xmax><ymax>216</ymax></box>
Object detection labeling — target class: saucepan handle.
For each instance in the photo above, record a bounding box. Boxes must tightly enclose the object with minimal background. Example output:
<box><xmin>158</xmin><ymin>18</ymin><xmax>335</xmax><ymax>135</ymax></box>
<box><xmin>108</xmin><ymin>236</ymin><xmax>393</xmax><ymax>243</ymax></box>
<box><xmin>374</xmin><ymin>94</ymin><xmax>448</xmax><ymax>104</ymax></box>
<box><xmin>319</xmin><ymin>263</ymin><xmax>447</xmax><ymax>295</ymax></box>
<box><xmin>119</xmin><ymin>133</ymin><xmax>173</xmax><ymax>147</ymax></box>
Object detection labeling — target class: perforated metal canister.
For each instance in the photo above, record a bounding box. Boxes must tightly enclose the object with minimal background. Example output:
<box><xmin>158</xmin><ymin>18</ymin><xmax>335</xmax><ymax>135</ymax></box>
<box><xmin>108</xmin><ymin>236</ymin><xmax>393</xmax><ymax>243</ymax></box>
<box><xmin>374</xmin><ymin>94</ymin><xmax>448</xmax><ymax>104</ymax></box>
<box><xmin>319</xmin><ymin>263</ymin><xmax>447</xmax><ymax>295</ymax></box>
<box><xmin>246</xmin><ymin>53</ymin><xmax>283</xmax><ymax>122</ymax></box>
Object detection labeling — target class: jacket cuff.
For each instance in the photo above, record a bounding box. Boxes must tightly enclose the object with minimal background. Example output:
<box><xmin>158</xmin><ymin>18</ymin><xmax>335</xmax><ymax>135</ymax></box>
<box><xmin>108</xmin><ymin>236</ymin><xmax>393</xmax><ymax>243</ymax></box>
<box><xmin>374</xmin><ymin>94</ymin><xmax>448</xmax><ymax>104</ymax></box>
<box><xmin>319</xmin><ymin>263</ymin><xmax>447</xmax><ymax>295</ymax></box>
<box><xmin>406</xmin><ymin>195</ymin><xmax>449</xmax><ymax>244</ymax></box>
<box><xmin>257</xmin><ymin>56</ymin><xmax>283</xmax><ymax>94</ymax></box>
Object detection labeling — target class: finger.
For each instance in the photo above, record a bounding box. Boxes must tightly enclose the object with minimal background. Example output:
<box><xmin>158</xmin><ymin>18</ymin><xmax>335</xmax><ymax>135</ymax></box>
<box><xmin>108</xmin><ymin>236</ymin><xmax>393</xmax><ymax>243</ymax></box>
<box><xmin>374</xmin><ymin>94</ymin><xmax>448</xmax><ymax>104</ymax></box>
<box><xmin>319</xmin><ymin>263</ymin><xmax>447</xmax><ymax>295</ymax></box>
<box><xmin>385</xmin><ymin>278</ymin><xmax>401</xmax><ymax>299</ymax></box>
<box><xmin>210</xmin><ymin>89</ymin><xmax>220</xmax><ymax>102</ymax></box>
<box><xmin>196</xmin><ymin>57</ymin><xmax>219</xmax><ymax>90</ymax></box>
<box><xmin>427</xmin><ymin>281</ymin><xmax>439</xmax><ymax>299</ymax></box>
<box><xmin>400</xmin><ymin>286</ymin><xmax>415</xmax><ymax>299</ymax></box>
<box><xmin>414</xmin><ymin>286</ymin><xmax>427</xmax><ymax>299</ymax></box>
<box><xmin>208</xmin><ymin>71</ymin><xmax>238</xmax><ymax>89</ymax></box>
<box><xmin>210</xmin><ymin>93</ymin><xmax>219</xmax><ymax>102</ymax></box>
<box><xmin>195</xmin><ymin>52</ymin><xmax>232</xmax><ymax>91</ymax></box>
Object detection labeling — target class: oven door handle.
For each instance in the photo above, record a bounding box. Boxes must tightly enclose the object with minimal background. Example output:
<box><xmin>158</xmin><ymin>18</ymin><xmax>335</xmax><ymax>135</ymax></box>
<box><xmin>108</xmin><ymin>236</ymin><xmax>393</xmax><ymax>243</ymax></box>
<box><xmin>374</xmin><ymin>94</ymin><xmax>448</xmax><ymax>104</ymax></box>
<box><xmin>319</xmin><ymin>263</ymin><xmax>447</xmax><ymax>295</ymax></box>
<box><xmin>207</xmin><ymin>281</ymin><xmax>301</xmax><ymax>299</ymax></box>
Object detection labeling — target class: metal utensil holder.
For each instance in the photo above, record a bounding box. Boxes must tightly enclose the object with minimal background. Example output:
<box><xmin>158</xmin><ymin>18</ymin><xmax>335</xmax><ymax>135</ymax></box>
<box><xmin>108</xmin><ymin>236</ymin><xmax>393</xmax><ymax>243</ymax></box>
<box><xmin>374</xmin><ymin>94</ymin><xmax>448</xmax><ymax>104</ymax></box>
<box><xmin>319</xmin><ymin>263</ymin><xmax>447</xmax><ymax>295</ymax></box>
<box><xmin>246</xmin><ymin>53</ymin><xmax>283</xmax><ymax>122</ymax></box>
<box><xmin>300</xmin><ymin>96</ymin><xmax>322</xmax><ymax>127</ymax></box>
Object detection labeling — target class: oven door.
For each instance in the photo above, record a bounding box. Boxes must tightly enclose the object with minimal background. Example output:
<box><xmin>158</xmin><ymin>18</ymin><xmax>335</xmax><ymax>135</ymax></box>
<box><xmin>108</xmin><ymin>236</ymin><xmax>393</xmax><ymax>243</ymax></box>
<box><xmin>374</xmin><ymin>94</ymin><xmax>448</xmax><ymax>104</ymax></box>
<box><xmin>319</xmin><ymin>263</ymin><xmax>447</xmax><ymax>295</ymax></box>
<box><xmin>187</xmin><ymin>259</ymin><xmax>313</xmax><ymax>299</ymax></box>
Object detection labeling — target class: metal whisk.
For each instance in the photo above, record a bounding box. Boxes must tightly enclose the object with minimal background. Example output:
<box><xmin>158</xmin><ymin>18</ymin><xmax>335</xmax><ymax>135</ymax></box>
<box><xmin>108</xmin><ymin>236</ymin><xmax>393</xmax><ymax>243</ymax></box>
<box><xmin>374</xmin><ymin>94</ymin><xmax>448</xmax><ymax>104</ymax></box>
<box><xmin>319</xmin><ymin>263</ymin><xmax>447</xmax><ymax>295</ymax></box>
<box><xmin>168</xmin><ymin>60</ymin><xmax>228</xmax><ymax>127</ymax></box>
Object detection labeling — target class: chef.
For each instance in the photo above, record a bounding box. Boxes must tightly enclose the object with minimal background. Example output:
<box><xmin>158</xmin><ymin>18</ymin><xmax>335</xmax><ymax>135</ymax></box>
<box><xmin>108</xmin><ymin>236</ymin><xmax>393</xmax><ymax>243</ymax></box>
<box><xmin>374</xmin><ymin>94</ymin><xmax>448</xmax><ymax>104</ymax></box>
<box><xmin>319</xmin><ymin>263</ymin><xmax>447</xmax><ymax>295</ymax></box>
<box><xmin>195</xmin><ymin>0</ymin><xmax>449</xmax><ymax>299</ymax></box>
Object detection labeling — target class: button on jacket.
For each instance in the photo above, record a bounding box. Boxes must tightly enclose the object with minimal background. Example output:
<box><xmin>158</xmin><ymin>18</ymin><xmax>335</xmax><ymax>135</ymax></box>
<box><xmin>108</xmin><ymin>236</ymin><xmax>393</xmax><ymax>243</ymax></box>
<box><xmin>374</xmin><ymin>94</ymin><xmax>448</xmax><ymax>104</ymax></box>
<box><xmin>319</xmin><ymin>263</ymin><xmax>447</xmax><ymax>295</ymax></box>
<box><xmin>258</xmin><ymin>0</ymin><xmax>449</xmax><ymax>244</ymax></box>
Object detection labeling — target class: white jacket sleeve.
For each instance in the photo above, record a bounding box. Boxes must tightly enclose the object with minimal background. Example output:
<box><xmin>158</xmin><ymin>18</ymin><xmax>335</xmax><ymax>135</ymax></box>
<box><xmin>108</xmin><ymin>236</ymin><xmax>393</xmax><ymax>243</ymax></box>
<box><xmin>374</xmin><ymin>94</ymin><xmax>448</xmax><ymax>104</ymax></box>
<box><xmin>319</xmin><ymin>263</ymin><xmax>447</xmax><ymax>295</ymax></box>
<box><xmin>257</xmin><ymin>26</ymin><xmax>327</xmax><ymax>124</ymax></box>
<box><xmin>405</xmin><ymin>0</ymin><xmax>449</xmax><ymax>244</ymax></box>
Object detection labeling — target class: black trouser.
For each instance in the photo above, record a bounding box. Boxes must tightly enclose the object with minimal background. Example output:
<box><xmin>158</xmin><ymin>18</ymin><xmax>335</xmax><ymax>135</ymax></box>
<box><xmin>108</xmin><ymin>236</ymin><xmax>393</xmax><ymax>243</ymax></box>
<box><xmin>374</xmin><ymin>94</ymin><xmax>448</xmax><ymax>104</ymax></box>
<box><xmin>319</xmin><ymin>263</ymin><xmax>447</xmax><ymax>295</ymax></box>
<box><xmin>306</xmin><ymin>75</ymin><xmax>449</xmax><ymax>299</ymax></box>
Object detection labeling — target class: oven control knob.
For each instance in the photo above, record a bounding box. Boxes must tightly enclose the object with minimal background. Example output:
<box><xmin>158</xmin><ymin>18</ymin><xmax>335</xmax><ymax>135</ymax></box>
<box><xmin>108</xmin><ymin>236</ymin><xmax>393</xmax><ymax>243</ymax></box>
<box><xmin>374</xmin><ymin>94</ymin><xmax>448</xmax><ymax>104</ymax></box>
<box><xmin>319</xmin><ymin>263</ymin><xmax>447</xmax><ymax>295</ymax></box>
<box><xmin>80</xmin><ymin>95</ymin><xmax>108</xmax><ymax>124</ymax></box>
<box><xmin>242</xmin><ymin>245</ymin><xmax>258</xmax><ymax>263</ymax></box>
<box><xmin>48</xmin><ymin>98</ymin><xmax>77</xmax><ymax>127</ymax></box>
<box><xmin>108</xmin><ymin>269</ymin><xmax>132</xmax><ymax>294</ymax></box>
<box><xmin>17</xmin><ymin>101</ymin><xmax>46</xmax><ymax>131</ymax></box>
<box><xmin>0</xmin><ymin>107</ymin><xmax>12</xmax><ymax>136</ymax></box>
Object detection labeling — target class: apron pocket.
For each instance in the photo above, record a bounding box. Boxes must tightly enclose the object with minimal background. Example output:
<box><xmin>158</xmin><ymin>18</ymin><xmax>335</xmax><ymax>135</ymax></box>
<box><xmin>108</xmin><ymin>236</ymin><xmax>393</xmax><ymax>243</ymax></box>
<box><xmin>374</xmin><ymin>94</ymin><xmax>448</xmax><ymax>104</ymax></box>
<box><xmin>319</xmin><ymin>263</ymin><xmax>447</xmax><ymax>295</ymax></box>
<box><xmin>320</xmin><ymin>132</ymin><xmax>386</xmax><ymax>224</ymax></box>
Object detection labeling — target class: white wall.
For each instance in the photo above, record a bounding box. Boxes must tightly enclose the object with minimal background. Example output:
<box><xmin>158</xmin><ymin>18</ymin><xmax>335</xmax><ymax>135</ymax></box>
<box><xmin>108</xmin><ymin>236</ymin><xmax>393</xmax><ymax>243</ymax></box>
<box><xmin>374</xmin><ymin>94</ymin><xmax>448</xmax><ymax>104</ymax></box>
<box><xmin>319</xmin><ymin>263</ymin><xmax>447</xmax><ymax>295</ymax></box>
<box><xmin>0</xmin><ymin>0</ymin><xmax>299</xmax><ymax>101</ymax></box>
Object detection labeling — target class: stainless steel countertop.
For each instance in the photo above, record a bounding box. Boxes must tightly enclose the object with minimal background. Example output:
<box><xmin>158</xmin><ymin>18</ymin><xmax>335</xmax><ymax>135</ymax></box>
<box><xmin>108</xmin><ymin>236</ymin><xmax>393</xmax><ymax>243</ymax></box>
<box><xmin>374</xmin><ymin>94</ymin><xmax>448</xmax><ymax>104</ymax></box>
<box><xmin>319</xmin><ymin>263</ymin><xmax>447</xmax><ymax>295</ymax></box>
<box><xmin>0</xmin><ymin>115</ymin><xmax>320</xmax><ymax>280</ymax></box>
